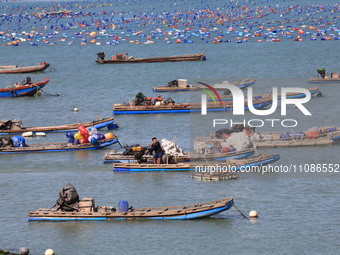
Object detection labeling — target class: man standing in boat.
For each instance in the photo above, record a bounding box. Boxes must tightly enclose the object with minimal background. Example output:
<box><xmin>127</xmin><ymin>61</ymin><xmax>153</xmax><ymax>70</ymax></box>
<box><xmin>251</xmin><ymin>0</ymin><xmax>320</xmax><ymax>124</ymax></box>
<box><xmin>146</xmin><ymin>137</ymin><xmax>164</xmax><ymax>164</ymax></box>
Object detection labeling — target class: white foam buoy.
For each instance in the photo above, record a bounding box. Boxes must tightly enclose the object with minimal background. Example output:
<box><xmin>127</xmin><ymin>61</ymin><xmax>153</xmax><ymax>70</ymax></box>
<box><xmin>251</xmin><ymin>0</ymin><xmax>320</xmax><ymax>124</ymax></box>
<box><xmin>45</xmin><ymin>249</ymin><xmax>55</xmax><ymax>255</ymax></box>
<box><xmin>22</xmin><ymin>131</ymin><xmax>33</xmax><ymax>137</ymax></box>
<box><xmin>73</xmin><ymin>107</ymin><xmax>79</xmax><ymax>112</ymax></box>
<box><xmin>35</xmin><ymin>132</ymin><xmax>46</xmax><ymax>137</ymax></box>
<box><xmin>249</xmin><ymin>210</ymin><xmax>258</xmax><ymax>218</ymax></box>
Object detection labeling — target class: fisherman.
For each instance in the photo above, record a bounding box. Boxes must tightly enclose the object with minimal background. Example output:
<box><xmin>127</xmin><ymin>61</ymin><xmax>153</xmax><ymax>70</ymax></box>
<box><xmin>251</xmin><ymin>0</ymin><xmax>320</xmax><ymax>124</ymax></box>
<box><xmin>22</xmin><ymin>76</ymin><xmax>32</xmax><ymax>85</ymax></box>
<box><xmin>146</xmin><ymin>137</ymin><xmax>164</xmax><ymax>164</ymax></box>
<box><xmin>14</xmin><ymin>81</ymin><xmax>20</xmax><ymax>87</ymax></box>
<box><xmin>153</xmin><ymin>95</ymin><xmax>163</xmax><ymax>105</ymax></box>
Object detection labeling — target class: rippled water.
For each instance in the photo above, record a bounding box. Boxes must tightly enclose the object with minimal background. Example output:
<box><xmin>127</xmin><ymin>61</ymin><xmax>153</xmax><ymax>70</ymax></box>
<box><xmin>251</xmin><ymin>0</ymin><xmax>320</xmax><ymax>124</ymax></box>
<box><xmin>0</xmin><ymin>1</ymin><xmax>340</xmax><ymax>255</ymax></box>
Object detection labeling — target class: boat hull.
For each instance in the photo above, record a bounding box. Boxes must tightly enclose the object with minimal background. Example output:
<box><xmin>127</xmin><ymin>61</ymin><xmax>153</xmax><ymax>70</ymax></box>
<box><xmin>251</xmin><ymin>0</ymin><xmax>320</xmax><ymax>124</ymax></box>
<box><xmin>104</xmin><ymin>148</ymin><xmax>255</xmax><ymax>163</ymax></box>
<box><xmin>308</xmin><ymin>78</ymin><xmax>340</xmax><ymax>83</ymax></box>
<box><xmin>96</xmin><ymin>53</ymin><xmax>205</xmax><ymax>64</ymax></box>
<box><xmin>0</xmin><ymin>79</ymin><xmax>49</xmax><ymax>98</ymax></box>
<box><xmin>113</xmin><ymin>153</ymin><xmax>277</xmax><ymax>172</ymax></box>
<box><xmin>0</xmin><ymin>117</ymin><xmax>118</xmax><ymax>135</ymax></box>
<box><xmin>218</xmin><ymin>87</ymin><xmax>320</xmax><ymax>102</ymax></box>
<box><xmin>28</xmin><ymin>197</ymin><xmax>234</xmax><ymax>221</ymax></box>
<box><xmin>0</xmin><ymin>138</ymin><xmax>118</xmax><ymax>154</ymax></box>
<box><xmin>0</xmin><ymin>62</ymin><xmax>50</xmax><ymax>74</ymax></box>
<box><xmin>153</xmin><ymin>79</ymin><xmax>255</xmax><ymax>92</ymax></box>
<box><xmin>113</xmin><ymin>100</ymin><xmax>272</xmax><ymax>115</ymax></box>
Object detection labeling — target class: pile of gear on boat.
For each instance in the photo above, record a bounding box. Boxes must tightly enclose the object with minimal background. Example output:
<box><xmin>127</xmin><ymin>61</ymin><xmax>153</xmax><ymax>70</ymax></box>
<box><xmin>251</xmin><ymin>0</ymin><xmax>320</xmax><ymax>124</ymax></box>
<box><xmin>65</xmin><ymin>125</ymin><xmax>114</xmax><ymax>145</ymax></box>
<box><xmin>0</xmin><ymin>135</ymin><xmax>27</xmax><ymax>148</ymax></box>
<box><xmin>0</xmin><ymin>119</ymin><xmax>22</xmax><ymax>131</ymax></box>
<box><xmin>129</xmin><ymin>92</ymin><xmax>175</xmax><ymax>106</ymax></box>
<box><xmin>194</xmin><ymin>125</ymin><xmax>255</xmax><ymax>154</ymax></box>
<box><xmin>53</xmin><ymin>183</ymin><xmax>131</xmax><ymax>213</ymax></box>
<box><xmin>121</xmin><ymin>138</ymin><xmax>185</xmax><ymax>164</ymax></box>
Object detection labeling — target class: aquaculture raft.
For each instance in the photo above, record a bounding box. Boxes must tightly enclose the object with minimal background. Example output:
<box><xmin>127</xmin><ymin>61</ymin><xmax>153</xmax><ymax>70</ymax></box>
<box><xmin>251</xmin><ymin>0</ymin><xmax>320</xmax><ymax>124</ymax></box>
<box><xmin>28</xmin><ymin>197</ymin><xmax>234</xmax><ymax>221</ymax></box>
<box><xmin>0</xmin><ymin>138</ymin><xmax>118</xmax><ymax>154</ymax></box>
<box><xmin>103</xmin><ymin>148</ymin><xmax>255</xmax><ymax>163</ymax></box>
<box><xmin>192</xmin><ymin>172</ymin><xmax>239</xmax><ymax>181</ymax></box>
<box><xmin>0</xmin><ymin>62</ymin><xmax>50</xmax><ymax>74</ymax></box>
<box><xmin>96</xmin><ymin>53</ymin><xmax>205</xmax><ymax>64</ymax></box>
<box><xmin>0</xmin><ymin>117</ymin><xmax>118</xmax><ymax>135</ymax></box>
<box><xmin>113</xmin><ymin>153</ymin><xmax>279</xmax><ymax>172</ymax></box>
<box><xmin>0</xmin><ymin>78</ymin><xmax>49</xmax><ymax>98</ymax></box>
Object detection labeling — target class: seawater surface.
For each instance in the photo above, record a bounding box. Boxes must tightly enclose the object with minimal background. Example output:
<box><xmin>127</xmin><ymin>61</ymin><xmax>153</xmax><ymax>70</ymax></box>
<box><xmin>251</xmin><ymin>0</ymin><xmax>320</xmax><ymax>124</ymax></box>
<box><xmin>0</xmin><ymin>0</ymin><xmax>339</xmax><ymax>254</ymax></box>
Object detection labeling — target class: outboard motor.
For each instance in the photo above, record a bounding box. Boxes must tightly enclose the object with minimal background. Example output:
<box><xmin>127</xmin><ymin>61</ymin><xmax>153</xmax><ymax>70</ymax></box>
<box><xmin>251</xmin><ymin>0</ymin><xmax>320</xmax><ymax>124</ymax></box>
<box><xmin>317</xmin><ymin>68</ymin><xmax>326</xmax><ymax>78</ymax></box>
<box><xmin>55</xmin><ymin>183</ymin><xmax>80</xmax><ymax>211</ymax></box>
<box><xmin>134</xmin><ymin>92</ymin><xmax>146</xmax><ymax>106</ymax></box>
<box><xmin>167</xmin><ymin>80</ymin><xmax>178</xmax><ymax>87</ymax></box>
<box><xmin>97</xmin><ymin>52</ymin><xmax>105</xmax><ymax>60</ymax></box>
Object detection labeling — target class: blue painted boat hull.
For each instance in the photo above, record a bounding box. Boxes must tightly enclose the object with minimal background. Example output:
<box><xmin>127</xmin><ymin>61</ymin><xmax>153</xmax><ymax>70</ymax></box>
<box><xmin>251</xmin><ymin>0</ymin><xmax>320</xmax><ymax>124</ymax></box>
<box><xmin>0</xmin><ymin>139</ymin><xmax>118</xmax><ymax>154</ymax></box>
<box><xmin>28</xmin><ymin>198</ymin><xmax>234</xmax><ymax>221</ymax></box>
<box><xmin>113</xmin><ymin>153</ymin><xmax>278</xmax><ymax>172</ymax></box>
<box><xmin>0</xmin><ymin>83</ymin><xmax>47</xmax><ymax>98</ymax></box>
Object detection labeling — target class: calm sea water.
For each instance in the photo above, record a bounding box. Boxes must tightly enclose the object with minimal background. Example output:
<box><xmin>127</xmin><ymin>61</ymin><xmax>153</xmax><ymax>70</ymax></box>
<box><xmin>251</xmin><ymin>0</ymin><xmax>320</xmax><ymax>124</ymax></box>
<box><xmin>0</xmin><ymin>0</ymin><xmax>339</xmax><ymax>254</ymax></box>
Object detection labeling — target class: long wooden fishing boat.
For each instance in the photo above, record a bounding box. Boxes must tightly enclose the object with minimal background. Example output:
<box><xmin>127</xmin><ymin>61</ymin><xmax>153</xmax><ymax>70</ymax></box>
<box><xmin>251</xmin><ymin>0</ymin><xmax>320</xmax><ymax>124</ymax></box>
<box><xmin>28</xmin><ymin>197</ymin><xmax>234</xmax><ymax>221</ymax></box>
<box><xmin>218</xmin><ymin>87</ymin><xmax>321</xmax><ymax>101</ymax></box>
<box><xmin>0</xmin><ymin>78</ymin><xmax>49</xmax><ymax>98</ymax></box>
<box><xmin>113</xmin><ymin>153</ymin><xmax>279</xmax><ymax>172</ymax></box>
<box><xmin>308</xmin><ymin>77</ymin><xmax>340</xmax><ymax>83</ymax></box>
<box><xmin>196</xmin><ymin>127</ymin><xmax>340</xmax><ymax>148</ymax></box>
<box><xmin>0</xmin><ymin>117</ymin><xmax>118</xmax><ymax>135</ymax></box>
<box><xmin>153</xmin><ymin>78</ymin><xmax>256</xmax><ymax>92</ymax></box>
<box><xmin>253</xmin><ymin>137</ymin><xmax>338</xmax><ymax>148</ymax></box>
<box><xmin>0</xmin><ymin>137</ymin><xmax>118</xmax><ymax>154</ymax></box>
<box><xmin>113</xmin><ymin>97</ymin><xmax>272</xmax><ymax>115</ymax></box>
<box><xmin>96</xmin><ymin>53</ymin><xmax>206</xmax><ymax>64</ymax></box>
<box><xmin>0</xmin><ymin>62</ymin><xmax>50</xmax><ymax>74</ymax></box>
<box><xmin>103</xmin><ymin>147</ymin><xmax>255</xmax><ymax>163</ymax></box>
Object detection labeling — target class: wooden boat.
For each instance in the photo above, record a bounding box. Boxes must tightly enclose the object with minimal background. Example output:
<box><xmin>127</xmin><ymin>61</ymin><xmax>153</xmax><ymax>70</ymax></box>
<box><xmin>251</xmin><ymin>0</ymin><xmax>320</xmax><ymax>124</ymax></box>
<box><xmin>113</xmin><ymin>153</ymin><xmax>279</xmax><ymax>172</ymax></box>
<box><xmin>0</xmin><ymin>137</ymin><xmax>118</xmax><ymax>154</ymax></box>
<box><xmin>153</xmin><ymin>78</ymin><xmax>256</xmax><ymax>92</ymax></box>
<box><xmin>218</xmin><ymin>87</ymin><xmax>321</xmax><ymax>101</ymax></box>
<box><xmin>252</xmin><ymin>131</ymin><xmax>340</xmax><ymax>148</ymax></box>
<box><xmin>28</xmin><ymin>197</ymin><xmax>234</xmax><ymax>221</ymax></box>
<box><xmin>308</xmin><ymin>70</ymin><xmax>340</xmax><ymax>83</ymax></box>
<box><xmin>33</xmin><ymin>9</ymin><xmax>72</xmax><ymax>16</ymax></box>
<box><xmin>308</xmin><ymin>77</ymin><xmax>340</xmax><ymax>83</ymax></box>
<box><xmin>96</xmin><ymin>53</ymin><xmax>206</xmax><ymax>64</ymax></box>
<box><xmin>196</xmin><ymin>127</ymin><xmax>340</xmax><ymax>148</ymax></box>
<box><xmin>0</xmin><ymin>117</ymin><xmax>118</xmax><ymax>135</ymax></box>
<box><xmin>253</xmin><ymin>137</ymin><xmax>338</xmax><ymax>148</ymax></box>
<box><xmin>0</xmin><ymin>79</ymin><xmax>49</xmax><ymax>98</ymax></box>
<box><xmin>113</xmin><ymin>97</ymin><xmax>272</xmax><ymax>115</ymax></box>
<box><xmin>103</xmin><ymin>147</ymin><xmax>255</xmax><ymax>163</ymax></box>
<box><xmin>0</xmin><ymin>62</ymin><xmax>50</xmax><ymax>74</ymax></box>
